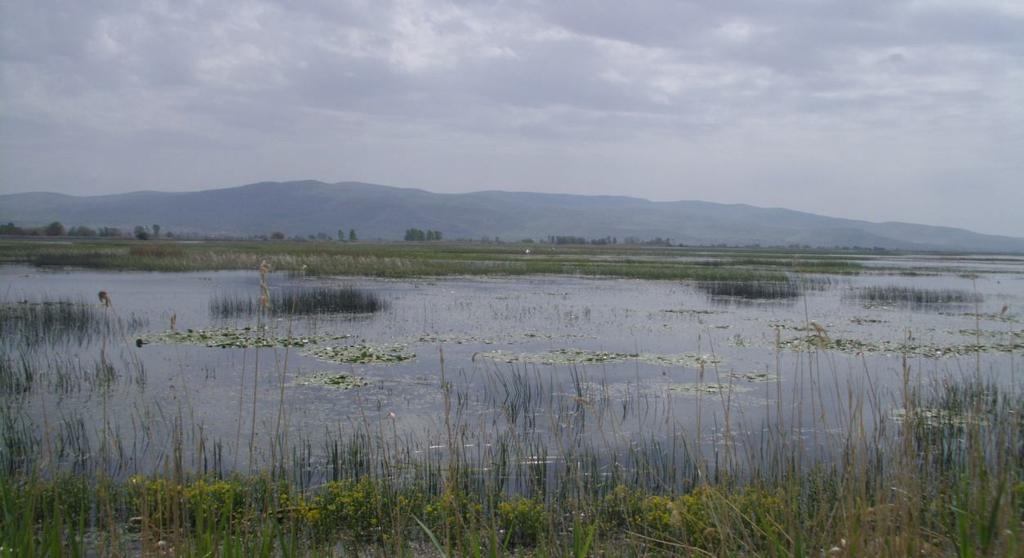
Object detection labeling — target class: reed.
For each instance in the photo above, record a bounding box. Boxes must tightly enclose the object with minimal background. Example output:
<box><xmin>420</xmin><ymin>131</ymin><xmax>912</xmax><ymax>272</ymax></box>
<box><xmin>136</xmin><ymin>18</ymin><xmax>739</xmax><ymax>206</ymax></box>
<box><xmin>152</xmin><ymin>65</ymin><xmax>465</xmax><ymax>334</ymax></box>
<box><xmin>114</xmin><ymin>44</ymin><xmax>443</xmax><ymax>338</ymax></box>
<box><xmin>210</xmin><ymin>286</ymin><xmax>387</xmax><ymax>318</ymax></box>
<box><xmin>696</xmin><ymin>280</ymin><xmax>802</xmax><ymax>300</ymax></box>
<box><xmin>0</xmin><ymin>298</ymin><xmax>122</xmax><ymax>347</ymax></box>
<box><xmin>851</xmin><ymin>285</ymin><xmax>984</xmax><ymax>306</ymax></box>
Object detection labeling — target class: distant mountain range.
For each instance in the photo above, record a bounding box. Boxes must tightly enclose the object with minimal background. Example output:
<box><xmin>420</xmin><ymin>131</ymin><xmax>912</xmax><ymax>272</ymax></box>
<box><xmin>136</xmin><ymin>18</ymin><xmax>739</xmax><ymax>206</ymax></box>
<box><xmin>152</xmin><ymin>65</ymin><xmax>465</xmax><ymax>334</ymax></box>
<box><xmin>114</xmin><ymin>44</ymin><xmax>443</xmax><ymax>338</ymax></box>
<box><xmin>2</xmin><ymin>180</ymin><xmax>1023</xmax><ymax>252</ymax></box>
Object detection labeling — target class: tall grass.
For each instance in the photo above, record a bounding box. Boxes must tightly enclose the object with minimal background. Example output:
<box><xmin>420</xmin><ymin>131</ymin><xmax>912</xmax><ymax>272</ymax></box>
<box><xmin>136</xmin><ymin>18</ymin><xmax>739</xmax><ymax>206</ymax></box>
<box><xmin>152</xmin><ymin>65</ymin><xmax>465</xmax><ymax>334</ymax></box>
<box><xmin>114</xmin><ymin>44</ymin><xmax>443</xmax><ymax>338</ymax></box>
<box><xmin>210</xmin><ymin>286</ymin><xmax>387</xmax><ymax>318</ymax></box>
<box><xmin>851</xmin><ymin>285</ymin><xmax>984</xmax><ymax>306</ymax></box>
<box><xmin>3</xmin><ymin>239</ymin><xmax>864</xmax><ymax>281</ymax></box>
<box><xmin>0</xmin><ymin>298</ymin><xmax>122</xmax><ymax>347</ymax></box>
<box><xmin>2</xmin><ymin>350</ymin><xmax>1021</xmax><ymax>555</ymax></box>
<box><xmin>696</xmin><ymin>280</ymin><xmax>802</xmax><ymax>300</ymax></box>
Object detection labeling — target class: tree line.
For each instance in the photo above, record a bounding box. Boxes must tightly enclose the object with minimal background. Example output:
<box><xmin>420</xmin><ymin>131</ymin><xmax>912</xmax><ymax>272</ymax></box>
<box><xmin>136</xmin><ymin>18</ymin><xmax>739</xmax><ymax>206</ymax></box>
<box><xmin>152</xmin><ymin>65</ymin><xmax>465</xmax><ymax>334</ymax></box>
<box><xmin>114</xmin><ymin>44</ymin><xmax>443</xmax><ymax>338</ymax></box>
<box><xmin>404</xmin><ymin>228</ymin><xmax>442</xmax><ymax>241</ymax></box>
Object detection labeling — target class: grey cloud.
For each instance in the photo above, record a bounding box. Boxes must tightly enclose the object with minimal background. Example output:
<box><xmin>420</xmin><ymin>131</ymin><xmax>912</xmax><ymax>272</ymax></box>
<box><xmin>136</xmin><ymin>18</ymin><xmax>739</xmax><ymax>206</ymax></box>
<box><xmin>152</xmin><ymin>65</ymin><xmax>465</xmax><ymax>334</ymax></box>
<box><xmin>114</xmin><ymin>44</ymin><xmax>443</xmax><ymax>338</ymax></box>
<box><xmin>1</xmin><ymin>0</ymin><xmax>1022</xmax><ymax>235</ymax></box>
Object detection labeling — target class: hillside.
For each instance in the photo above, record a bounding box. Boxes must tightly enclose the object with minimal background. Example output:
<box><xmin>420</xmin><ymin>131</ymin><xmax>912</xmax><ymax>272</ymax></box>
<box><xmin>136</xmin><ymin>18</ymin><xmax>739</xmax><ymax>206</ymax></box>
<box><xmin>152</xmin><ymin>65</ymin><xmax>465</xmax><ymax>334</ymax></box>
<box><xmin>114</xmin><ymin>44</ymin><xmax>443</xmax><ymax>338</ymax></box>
<box><xmin>2</xmin><ymin>180</ymin><xmax>1023</xmax><ymax>252</ymax></box>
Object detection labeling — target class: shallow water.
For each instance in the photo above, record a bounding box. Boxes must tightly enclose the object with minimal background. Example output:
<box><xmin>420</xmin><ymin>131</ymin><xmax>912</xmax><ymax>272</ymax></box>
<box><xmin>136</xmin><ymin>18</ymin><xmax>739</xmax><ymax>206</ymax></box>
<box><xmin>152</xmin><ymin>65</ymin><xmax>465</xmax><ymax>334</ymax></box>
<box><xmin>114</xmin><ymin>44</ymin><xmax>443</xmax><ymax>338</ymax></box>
<box><xmin>1</xmin><ymin>261</ymin><xmax>1022</xmax><ymax>478</ymax></box>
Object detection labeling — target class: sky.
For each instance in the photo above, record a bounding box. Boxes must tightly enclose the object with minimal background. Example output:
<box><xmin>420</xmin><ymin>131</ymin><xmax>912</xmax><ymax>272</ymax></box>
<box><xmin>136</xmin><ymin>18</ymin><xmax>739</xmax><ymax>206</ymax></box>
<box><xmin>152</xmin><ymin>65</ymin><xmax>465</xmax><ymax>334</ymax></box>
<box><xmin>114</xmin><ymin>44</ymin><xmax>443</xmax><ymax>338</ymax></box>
<box><xmin>1</xmin><ymin>1</ymin><xmax>1023</xmax><ymax>236</ymax></box>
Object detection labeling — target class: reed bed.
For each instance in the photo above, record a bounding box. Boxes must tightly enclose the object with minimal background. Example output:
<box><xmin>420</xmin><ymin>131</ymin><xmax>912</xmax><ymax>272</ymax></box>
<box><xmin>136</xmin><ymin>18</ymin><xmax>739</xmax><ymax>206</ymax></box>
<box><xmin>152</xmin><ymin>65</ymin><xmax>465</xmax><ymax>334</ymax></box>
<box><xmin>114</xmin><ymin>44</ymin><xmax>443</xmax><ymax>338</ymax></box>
<box><xmin>851</xmin><ymin>285</ymin><xmax>984</xmax><ymax>306</ymax></box>
<box><xmin>1</xmin><ymin>239</ymin><xmax>866</xmax><ymax>282</ymax></box>
<box><xmin>210</xmin><ymin>287</ymin><xmax>387</xmax><ymax>318</ymax></box>
<box><xmin>0</xmin><ymin>297</ymin><xmax>123</xmax><ymax>347</ymax></box>
<box><xmin>696</xmin><ymin>279</ymin><xmax>802</xmax><ymax>300</ymax></box>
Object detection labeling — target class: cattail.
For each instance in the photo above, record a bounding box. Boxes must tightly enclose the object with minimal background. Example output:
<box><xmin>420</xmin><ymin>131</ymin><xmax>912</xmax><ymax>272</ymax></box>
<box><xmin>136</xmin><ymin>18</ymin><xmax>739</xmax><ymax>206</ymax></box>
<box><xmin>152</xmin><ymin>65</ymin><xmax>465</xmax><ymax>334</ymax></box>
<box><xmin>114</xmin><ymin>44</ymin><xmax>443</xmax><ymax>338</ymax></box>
<box><xmin>258</xmin><ymin>260</ymin><xmax>271</xmax><ymax>309</ymax></box>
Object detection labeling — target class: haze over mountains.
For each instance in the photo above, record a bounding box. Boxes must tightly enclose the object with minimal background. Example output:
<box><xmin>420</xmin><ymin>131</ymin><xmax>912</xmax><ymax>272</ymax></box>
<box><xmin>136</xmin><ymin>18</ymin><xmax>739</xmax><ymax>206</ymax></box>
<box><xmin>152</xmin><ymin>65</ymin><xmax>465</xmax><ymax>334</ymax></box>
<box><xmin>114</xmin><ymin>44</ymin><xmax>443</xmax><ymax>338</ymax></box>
<box><xmin>2</xmin><ymin>180</ymin><xmax>1023</xmax><ymax>253</ymax></box>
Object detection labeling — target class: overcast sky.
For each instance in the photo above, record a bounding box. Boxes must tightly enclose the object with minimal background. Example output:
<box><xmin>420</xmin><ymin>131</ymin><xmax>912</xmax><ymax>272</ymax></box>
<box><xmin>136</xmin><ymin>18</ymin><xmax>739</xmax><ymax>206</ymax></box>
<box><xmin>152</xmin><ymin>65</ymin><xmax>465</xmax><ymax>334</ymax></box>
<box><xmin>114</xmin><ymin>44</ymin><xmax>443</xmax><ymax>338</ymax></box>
<box><xmin>2</xmin><ymin>1</ymin><xmax>1022</xmax><ymax>236</ymax></box>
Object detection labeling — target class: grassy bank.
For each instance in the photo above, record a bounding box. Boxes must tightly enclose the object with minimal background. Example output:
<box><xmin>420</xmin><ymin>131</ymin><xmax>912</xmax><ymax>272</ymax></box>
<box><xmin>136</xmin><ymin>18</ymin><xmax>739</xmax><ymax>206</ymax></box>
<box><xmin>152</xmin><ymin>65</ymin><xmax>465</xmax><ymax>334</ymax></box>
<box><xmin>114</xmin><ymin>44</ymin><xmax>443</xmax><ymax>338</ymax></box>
<box><xmin>0</xmin><ymin>239</ymin><xmax>865</xmax><ymax>281</ymax></box>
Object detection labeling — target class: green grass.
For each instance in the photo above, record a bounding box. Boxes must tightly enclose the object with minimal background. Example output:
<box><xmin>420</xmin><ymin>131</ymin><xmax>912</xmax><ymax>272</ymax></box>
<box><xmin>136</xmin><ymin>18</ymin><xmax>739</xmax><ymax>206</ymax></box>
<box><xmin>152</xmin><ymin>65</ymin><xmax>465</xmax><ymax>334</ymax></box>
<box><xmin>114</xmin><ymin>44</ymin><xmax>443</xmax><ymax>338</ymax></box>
<box><xmin>1</xmin><ymin>364</ymin><xmax>1022</xmax><ymax>556</ymax></box>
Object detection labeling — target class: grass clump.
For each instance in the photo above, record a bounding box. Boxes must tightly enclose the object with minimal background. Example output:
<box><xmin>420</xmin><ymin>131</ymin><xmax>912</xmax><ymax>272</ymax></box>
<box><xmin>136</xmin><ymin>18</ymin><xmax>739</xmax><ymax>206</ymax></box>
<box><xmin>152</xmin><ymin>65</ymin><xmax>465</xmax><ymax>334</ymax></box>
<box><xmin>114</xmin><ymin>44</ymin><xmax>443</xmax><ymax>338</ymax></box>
<box><xmin>696</xmin><ymin>280</ymin><xmax>802</xmax><ymax>300</ymax></box>
<box><xmin>0</xmin><ymin>298</ymin><xmax>120</xmax><ymax>347</ymax></box>
<box><xmin>851</xmin><ymin>285</ymin><xmax>983</xmax><ymax>306</ymax></box>
<box><xmin>210</xmin><ymin>286</ymin><xmax>386</xmax><ymax>318</ymax></box>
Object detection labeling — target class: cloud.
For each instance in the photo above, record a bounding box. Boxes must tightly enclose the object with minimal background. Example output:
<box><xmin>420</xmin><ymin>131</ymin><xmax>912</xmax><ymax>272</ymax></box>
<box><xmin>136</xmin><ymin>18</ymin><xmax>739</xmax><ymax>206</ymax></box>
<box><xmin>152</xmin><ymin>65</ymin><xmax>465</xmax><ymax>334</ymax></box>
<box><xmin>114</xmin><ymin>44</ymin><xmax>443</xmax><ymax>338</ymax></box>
<box><xmin>1</xmin><ymin>0</ymin><xmax>1022</xmax><ymax>235</ymax></box>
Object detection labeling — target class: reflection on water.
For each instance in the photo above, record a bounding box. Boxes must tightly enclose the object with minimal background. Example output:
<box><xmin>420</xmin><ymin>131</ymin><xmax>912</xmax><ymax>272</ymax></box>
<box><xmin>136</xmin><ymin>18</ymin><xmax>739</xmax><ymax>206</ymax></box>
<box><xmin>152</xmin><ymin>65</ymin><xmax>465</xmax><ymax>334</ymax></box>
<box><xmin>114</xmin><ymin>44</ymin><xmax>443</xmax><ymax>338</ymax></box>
<box><xmin>1</xmin><ymin>261</ymin><xmax>1021</xmax><ymax>481</ymax></box>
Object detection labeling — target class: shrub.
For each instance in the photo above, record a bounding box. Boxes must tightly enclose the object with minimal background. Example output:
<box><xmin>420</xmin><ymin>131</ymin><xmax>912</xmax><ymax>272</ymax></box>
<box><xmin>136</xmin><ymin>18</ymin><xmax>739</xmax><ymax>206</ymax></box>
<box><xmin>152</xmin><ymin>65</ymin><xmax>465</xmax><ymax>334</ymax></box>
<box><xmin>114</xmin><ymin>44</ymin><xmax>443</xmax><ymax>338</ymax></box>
<box><xmin>497</xmin><ymin>496</ymin><xmax>547</xmax><ymax>547</ymax></box>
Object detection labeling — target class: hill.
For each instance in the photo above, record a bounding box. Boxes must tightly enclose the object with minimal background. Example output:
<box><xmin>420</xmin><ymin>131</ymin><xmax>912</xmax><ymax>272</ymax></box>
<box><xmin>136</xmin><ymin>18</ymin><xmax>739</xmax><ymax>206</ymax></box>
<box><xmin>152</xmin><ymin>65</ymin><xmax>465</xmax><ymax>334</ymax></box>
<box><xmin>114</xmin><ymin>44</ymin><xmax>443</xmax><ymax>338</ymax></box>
<box><xmin>2</xmin><ymin>180</ymin><xmax>1022</xmax><ymax>252</ymax></box>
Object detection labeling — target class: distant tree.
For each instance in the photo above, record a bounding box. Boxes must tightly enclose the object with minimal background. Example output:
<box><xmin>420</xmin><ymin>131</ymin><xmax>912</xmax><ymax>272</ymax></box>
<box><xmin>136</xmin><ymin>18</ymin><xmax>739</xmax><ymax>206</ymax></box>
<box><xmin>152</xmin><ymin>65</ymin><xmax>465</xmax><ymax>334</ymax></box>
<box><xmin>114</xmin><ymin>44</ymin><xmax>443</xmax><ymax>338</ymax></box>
<box><xmin>134</xmin><ymin>225</ymin><xmax>150</xmax><ymax>240</ymax></box>
<box><xmin>69</xmin><ymin>225</ymin><xmax>97</xmax><ymax>237</ymax></box>
<box><xmin>152</xmin><ymin>224</ymin><xmax>161</xmax><ymax>239</ymax></box>
<box><xmin>405</xmin><ymin>228</ymin><xmax>425</xmax><ymax>241</ymax></box>
<box><xmin>337</xmin><ymin>229</ymin><xmax>345</xmax><ymax>241</ymax></box>
<box><xmin>99</xmin><ymin>227</ymin><xmax>122</xmax><ymax>237</ymax></box>
<box><xmin>0</xmin><ymin>222</ymin><xmax>24</xmax><ymax>235</ymax></box>
<box><xmin>45</xmin><ymin>221</ymin><xmax>66</xmax><ymax>236</ymax></box>
<box><xmin>270</xmin><ymin>231</ymin><xmax>285</xmax><ymax>240</ymax></box>
<box><xmin>349</xmin><ymin>229</ymin><xmax>357</xmax><ymax>241</ymax></box>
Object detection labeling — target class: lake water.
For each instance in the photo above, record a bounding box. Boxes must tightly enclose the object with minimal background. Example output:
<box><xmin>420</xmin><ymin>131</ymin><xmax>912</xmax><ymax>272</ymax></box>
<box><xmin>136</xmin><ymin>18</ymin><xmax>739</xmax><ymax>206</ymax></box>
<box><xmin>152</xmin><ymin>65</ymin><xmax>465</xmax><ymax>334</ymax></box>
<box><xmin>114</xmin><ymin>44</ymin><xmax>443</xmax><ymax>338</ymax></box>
<box><xmin>2</xmin><ymin>261</ymin><xmax>1022</xmax><ymax>482</ymax></box>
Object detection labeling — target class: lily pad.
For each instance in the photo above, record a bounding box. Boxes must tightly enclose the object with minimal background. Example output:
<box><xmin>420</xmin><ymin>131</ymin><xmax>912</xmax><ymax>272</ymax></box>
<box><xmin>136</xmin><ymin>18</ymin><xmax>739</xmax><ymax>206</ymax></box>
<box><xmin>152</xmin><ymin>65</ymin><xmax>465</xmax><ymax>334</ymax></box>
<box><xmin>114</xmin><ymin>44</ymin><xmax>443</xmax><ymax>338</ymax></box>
<box><xmin>667</xmin><ymin>382</ymin><xmax>751</xmax><ymax>395</ymax></box>
<box><xmin>295</xmin><ymin>373</ymin><xmax>370</xmax><ymax>389</ymax></box>
<box><xmin>476</xmin><ymin>348</ymin><xmax>721</xmax><ymax>367</ymax></box>
<box><xmin>139</xmin><ymin>327</ymin><xmax>350</xmax><ymax>349</ymax></box>
<box><xmin>726</xmin><ymin>372</ymin><xmax>779</xmax><ymax>383</ymax></box>
<box><xmin>778</xmin><ymin>334</ymin><xmax>1023</xmax><ymax>358</ymax></box>
<box><xmin>306</xmin><ymin>344</ymin><xmax>415</xmax><ymax>364</ymax></box>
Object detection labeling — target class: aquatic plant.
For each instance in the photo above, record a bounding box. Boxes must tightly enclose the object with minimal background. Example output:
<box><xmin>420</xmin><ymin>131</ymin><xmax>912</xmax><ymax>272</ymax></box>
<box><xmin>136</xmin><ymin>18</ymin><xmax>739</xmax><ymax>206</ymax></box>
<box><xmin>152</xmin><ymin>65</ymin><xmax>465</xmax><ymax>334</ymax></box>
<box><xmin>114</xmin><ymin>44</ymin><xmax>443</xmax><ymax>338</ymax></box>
<box><xmin>139</xmin><ymin>327</ymin><xmax>350</xmax><ymax>349</ymax></box>
<box><xmin>210</xmin><ymin>286</ymin><xmax>387</xmax><ymax>318</ymax></box>
<box><xmin>850</xmin><ymin>285</ymin><xmax>983</xmax><ymax>306</ymax></box>
<box><xmin>696</xmin><ymin>280</ymin><xmax>802</xmax><ymax>300</ymax></box>
<box><xmin>295</xmin><ymin>372</ymin><xmax>370</xmax><ymax>389</ymax></box>
<box><xmin>476</xmin><ymin>348</ymin><xmax>722</xmax><ymax>367</ymax></box>
<box><xmin>0</xmin><ymin>298</ymin><xmax>123</xmax><ymax>347</ymax></box>
<box><xmin>306</xmin><ymin>343</ymin><xmax>415</xmax><ymax>364</ymax></box>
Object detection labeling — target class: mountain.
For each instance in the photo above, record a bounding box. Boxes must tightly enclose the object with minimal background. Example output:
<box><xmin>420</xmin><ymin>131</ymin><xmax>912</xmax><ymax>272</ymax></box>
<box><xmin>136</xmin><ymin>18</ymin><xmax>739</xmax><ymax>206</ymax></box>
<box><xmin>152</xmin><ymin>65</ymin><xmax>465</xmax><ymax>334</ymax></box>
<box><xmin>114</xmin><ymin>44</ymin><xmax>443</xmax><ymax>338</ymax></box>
<box><xmin>2</xmin><ymin>180</ymin><xmax>1023</xmax><ymax>252</ymax></box>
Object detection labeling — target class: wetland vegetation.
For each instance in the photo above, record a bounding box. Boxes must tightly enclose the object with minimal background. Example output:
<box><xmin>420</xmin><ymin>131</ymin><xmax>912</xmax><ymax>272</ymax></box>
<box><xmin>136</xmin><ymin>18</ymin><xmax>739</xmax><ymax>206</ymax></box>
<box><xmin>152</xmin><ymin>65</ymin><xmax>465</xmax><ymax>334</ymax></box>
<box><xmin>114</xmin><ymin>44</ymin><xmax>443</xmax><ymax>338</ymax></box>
<box><xmin>1</xmin><ymin>239</ymin><xmax>1023</xmax><ymax>556</ymax></box>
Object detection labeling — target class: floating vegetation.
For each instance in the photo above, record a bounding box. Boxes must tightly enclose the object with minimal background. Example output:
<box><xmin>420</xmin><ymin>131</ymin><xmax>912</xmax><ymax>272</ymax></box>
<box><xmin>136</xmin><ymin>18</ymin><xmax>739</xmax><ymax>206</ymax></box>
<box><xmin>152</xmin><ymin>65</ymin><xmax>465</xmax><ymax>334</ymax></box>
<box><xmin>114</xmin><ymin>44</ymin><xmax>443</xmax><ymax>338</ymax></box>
<box><xmin>295</xmin><ymin>372</ymin><xmax>370</xmax><ymax>389</ymax></box>
<box><xmin>850</xmin><ymin>286</ymin><xmax>982</xmax><ymax>306</ymax></box>
<box><xmin>411</xmin><ymin>331</ymin><xmax>591</xmax><ymax>345</ymax></box>
<box><xmin>955</xmin><ymin>329</ymin><xmax>1023</xmax><ymax>339</ymax></box>
<box><xmin>660</xmin><ymin>308</ymin><xmax>721</xmax><ymax>315</ymax></box>
<box><xmin>726</xmin><ymin>372</ymin><xmax>779</xmax><ymax>383</ymax></box>
<box><xmin>476</xmin><ymin>348</ymin><xmax>721</xmax><ymax>367</ymax></box>
<box><xmin>139</xmin><ymin>327</ymin><xmax>351</xmax><ymax>349</ymax></box>
<box><xmin>850</xmin><ymin>317</ymin><xmax>887</xmax><ymax>325</ymax></box>
<box><xmin>306</xmin><ymin>344</ymin><xmax>415</xmax><ymax>364</ymax></box>
<box><xmin>940</xmin><ymin>311</ymin><xmax>1019</xmax><ymax>324</ymax></box>
<box><xmin>667</xmin><ymin>382</ymin><xmax>751</xmax><ymax>395</ymax></box>
<box><xmin>415</xmin><ymin>333</ymin><xmax>498</xmax><ymax>345</ymax></box>
<box><xmin>778</xmin><ymin>335</ymin><xmax>1023</xmax><ymax>358</ymax></box>
<box><xmin>696</xmin><ymin>280</ymin><xmax>801</xmax><ymax>301</ymax></box>
<box><xmin>210</xmin><ymin>286</ymin><xmax>386</xmax><ymax>318</ymax></box>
